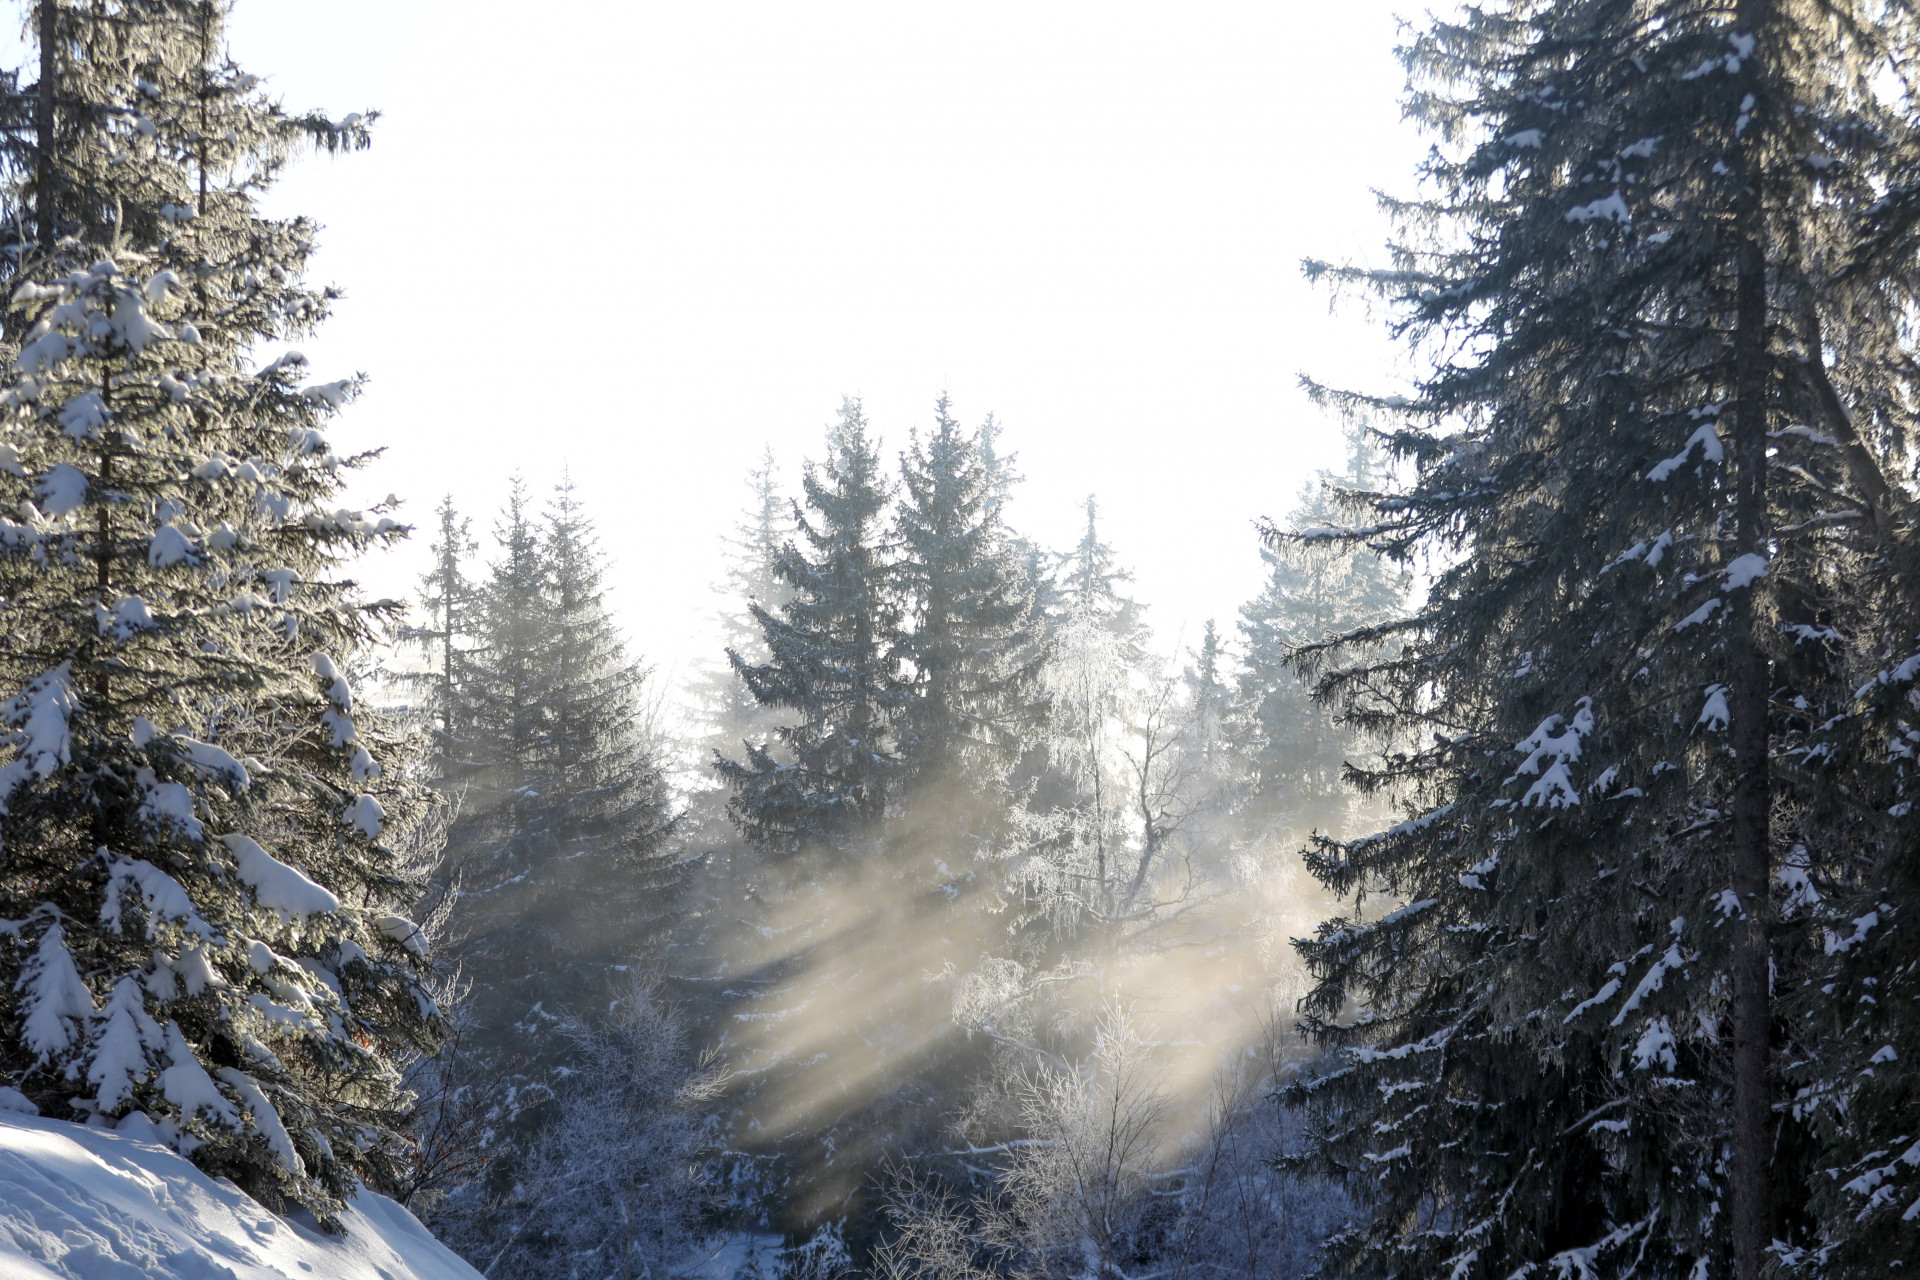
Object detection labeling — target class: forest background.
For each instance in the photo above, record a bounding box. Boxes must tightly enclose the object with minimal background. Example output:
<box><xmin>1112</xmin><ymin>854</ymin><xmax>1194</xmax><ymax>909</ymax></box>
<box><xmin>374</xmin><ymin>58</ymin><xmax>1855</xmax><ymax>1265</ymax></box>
<box><xmin>8</xmin><ymin>3</ymin><xmax>1919</xmax><ymax>1280</ymax></box>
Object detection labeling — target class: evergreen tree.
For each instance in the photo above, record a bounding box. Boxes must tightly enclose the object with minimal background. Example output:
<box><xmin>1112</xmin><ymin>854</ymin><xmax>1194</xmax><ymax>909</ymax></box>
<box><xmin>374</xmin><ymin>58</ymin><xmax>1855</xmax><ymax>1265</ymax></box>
<box><xmin>1786</xmin><ymin>571</ymin><xmax>1920</xmax><ymax>1275</ymax></box>
<box><xmin>1173</xmin><ymin>619</ymin><xmax>1244</xmax><ymax>871</ymax></box>
<box><xmin>893</xmin><ymin>393</ymin><xmax>1044</xmax><ymax>817</ymax></box>
<box><xmin>1235</xmin><ymin>424</ymin><xmax>1404</xmax><ymax>843</ymax></box>
<box><xmin>419</xmin><ymin>476</ymin><xmax>677</xmax><ymax>1266</ymax></box>
<box><xmin>689</xmin><ymin>448</ymin><xmax>792</xmax><ymax>785</ymax></box>
<box><xmin>0</xmin><ymin>0</ymin><xmax>437</xmax><ymax>1222</ymax></box>
<box><xmin>718</xmin><ymin>398</ymin><xmax>905</xmax><ymax>859</ymax></box>
<box><xmin>446</xmin><ymin>476</ymin><xmax>550</xmax><ymax>897</ymax></box>
<box><xmin>438</xmin><ymin>477</ymin><xmax>672</xmax><ymax>1092</ymax></box>
<box><xmin>982</xmin><ymin>504</ymin><xmax>1188</xmax><ymax>1031</ymax></box>
<box><xmin>707</xmin><ymin>399</ymin><xmax>1049</xmax><ymax>1257</ymax></box>
<box><xmin>1057</xmin><ymin>496</ymin><xmax>1148</xmax><ymax>658</ymax></box>
<box><xmin>1018</xmin><ymin>496</ymin><xmax>1150</xmax><ymax>854</ymax></box>
<box><xmin>706</xmin><ymin>402</ymin><xmax>909</xmax><ymax>1250</ymax></box>
<box><xmin>425</xmin><ymin>477</ymin><xmax>679</xmax><ymax>1269</ymax></box>
<box><xmin>399</xmin><ymin>495</ymin><xmax>477</xmax><ymax>780</ymax></box>
<box><xmin>1280</xmin><ymin>1</ymin><xmax>1920</xmax><ymax>1276</ymax></box>
<box><xmin>539</xmin><ymin>474</ymin><xmax>674</xmax><ymax>929</ymax></box>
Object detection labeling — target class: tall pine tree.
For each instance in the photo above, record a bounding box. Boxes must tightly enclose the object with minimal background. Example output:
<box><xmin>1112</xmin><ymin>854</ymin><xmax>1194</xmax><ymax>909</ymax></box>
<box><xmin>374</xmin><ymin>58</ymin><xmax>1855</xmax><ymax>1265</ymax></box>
<box><xmin>892</xmin><ymin>393</ymin><xmax>1044</xmax><ymax>831</ymax></box>
<box><xmin>399</xmin><ymin>494</ymin><xmax>477</xmax><ymax>782</ymax></box>
<box><xmin>436</xmin><ymin>477</ymin><xmax>672</xmax><ymax>1098</ymax></box>
<box><xmin>539</xmin><ymin>474</ymin><xmax>674</xmax><ymax>939</ymax></box>
<box><xmin>689</xmin><ymin>448</ymin><xmax>792</xmax><ymax>801</ymax></box>
<box><xmin>1281</xmin><ymin>1</ymin><xmax>1920</xmax><ymax>1275</ymax></box>
<box><xmin>719</xmin><ymin>398</ymin><xmax>905</xmax><ymax>860</ymax></box>
<box><xmin>421</xmin><ymin>475</ymin><xmax>679</xmax><ymax>1267</ymax></box>
<box><xmin>0</xmin><ymin>0</ymin><xmax>438</xmax><ymax>1222</ymax></box>
<box><xmin>1235</xmin><ymin>423</ymin><xmax>1404</xmax><ymax>844</ymax></box>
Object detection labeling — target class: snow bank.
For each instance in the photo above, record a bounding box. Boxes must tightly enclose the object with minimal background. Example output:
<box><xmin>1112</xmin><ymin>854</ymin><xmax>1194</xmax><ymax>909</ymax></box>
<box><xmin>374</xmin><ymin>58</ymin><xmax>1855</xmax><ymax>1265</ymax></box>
<box><xmin>0</xmin><ymin>1111</ymin><xmax>480</xmax><ymax>1280</ymax></box>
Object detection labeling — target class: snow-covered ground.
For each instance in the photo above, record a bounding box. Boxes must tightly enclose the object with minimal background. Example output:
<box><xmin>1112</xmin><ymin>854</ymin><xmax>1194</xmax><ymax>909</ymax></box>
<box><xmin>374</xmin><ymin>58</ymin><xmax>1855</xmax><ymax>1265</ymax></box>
<box><xmin>0</xmin><ymin>1110</ymin><xmax>480</xmax><ymax>1280</ymax></box>
<box><xmin>683</xmin><ymin>1231</ymin><xmax>784</xmax><ymax>1280</ymax></box>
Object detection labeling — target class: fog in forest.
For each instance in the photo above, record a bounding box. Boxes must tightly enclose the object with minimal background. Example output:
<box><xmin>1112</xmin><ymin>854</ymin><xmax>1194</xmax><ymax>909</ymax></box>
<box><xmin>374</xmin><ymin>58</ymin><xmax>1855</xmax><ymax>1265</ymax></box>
<box><xmin>4</xmin><ymin>4</ymin><xmax>1920</xmax><ymax>1280</ymax></box>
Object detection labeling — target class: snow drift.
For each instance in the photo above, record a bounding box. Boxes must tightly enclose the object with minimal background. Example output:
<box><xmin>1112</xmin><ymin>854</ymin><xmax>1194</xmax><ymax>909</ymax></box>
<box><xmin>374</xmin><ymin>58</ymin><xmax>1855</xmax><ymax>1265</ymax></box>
<box><xmin>0</xmin><ymin>1110</ymin><xmax>480</xmax><ymax>1280</ymax></box>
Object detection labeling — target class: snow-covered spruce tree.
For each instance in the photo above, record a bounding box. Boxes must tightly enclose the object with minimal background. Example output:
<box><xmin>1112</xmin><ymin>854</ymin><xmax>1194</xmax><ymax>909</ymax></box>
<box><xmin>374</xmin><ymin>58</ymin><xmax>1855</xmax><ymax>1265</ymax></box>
<box><xmin>892</xmin><ymin>393</ymin><xmax>1045</xmax><ymax>848</ymax></box>
<box><xmin>718</xmin><ymin>397</ymin><xmax>906</xmax><ymax>860</ymax></box>
<box><xmin>1768</xmin><ymin>47</ymin><xmax>1920</xmax><ymax>1280</ymax></box>
<box><xmin>1279</xmin><ymin>1</ymin><xmax>1920</xmax><ymax>1276</ymax></box>
<box><xmin>1056</xmin><ymin>496</ymin><xmax>1149</xmax><ymax>664</ymax></box>
<box><xmin>991</xmin><ymin>496</ymin><xmax>1150</xmax><ymax>944</ymax></box>
<box><xmin>0</xmin><ymin>0</ymin><xmax>438</xmax><ymax>1224</ymax></box>
<box><xmin>1234</xmin><ymin>423</ymin><xmax>1404</xmax><ymax>846</ymax></box>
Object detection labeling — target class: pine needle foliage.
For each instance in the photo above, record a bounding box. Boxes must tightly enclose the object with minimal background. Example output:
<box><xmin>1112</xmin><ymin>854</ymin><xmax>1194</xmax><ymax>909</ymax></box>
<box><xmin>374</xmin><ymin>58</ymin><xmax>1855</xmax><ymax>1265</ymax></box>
<box><xmin>1278</xmin><ymin>1</ymin><xmax>1920</xmax><ymax>1276</ymax></box>
<box><xmin>893</xmin><ymin>392</ymin><xmax>1045</xmax><ymax>827</ymax></box>
<box><xmin>0</xmin><ymin>0</ymin><xmax>439</xmax><ymax>1225</ymax></box>
<box><xmin>719</xmin><ymin>398</ymin><xmax>906</xmax><ymax>859</ymax></box>
<box><xmin>437</xmin><ymin>477</ymin><xmax>674</xmax><ymax>1101</ymax></box>
<box><xmin>1236</xmin><ymin>424</ymin><xmax>1406</xmax><ymax>844</ymax></box>
<box><xmin>690</xmin><ymin>448</ymin><xmax>793</xmax><ymax>780</ymax></box>
<box><xmin>398</xmin><ymin>495</ymin><xmax>479</xmax><ymax>784</ymax></box>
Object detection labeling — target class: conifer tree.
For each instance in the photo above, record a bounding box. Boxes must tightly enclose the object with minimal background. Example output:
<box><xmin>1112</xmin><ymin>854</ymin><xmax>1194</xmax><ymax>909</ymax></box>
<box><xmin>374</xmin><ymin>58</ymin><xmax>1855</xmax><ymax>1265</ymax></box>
<box><xmin>1173</xmin><ymin>620</ymin><xmax>1244</xmax><ymax>867</ymax></box>
<box><xmin>1235</xmin><ymin>424</ymin><xmax>1403</xmax><ymax>843</ymax></box>
<box><xmin>0</xmin><ymin>0</ymin><xmax>438</xmax><ymax>1222</ymax></box>
<box><xmin>399</xmin><ymin>495</ymin><xmax>477</xmax><ymax>779</ymax></box>
<box><xmin>1019</xmin><ymin>496</ymin><xmax>1150</xmax><ymax>847</ymax></box>
<box><xmin>445</xmin><ymin>477</ymin><xmax>549</xmax><ymax>895</ymax></box>
<box><xmin>1057</xmin><ymin>496</ymin><xmax>1148</xmax><ymax>659</ymax></box>
<box><xmin>709</xmin><ymin>400</ymin><xmax>1042</xmax><ymax>1256</ymax></box>
<box><xmin>438</xmin><ymin>477</ymin><xmax>672</xmax><ymax>1091</ymax></box>
<box><xmin>539</xmin><ymin>475</ymin><xmax>674</xmax><ymax>930</ymax></box>
<box><xmin>893</xmin><ymin>393</ymin><xmax>1044</xmax><ymax>818</ymax></box>
<box><xmin>984</xmin><ymin>504</ymin><xmax>1185</xmax><ymax>1029</ymax></box>
<box><xmin>719</xmin><ymin>398</ymin><xmax>905</xmax><ymax>859</ymax></box>
<box><xmin>689</xmin><ymin>448</ymin><xmax>791</xmax><ymax>782</ymax></box>
<box><xmin>1280</xmin><ymin>1</ymin><xmax>1920</xmax><ymax>1276</ymax></box>
<box><xmin>424</xmin><ymin>476</ymin><xmax>678</xmax><ymax>1264</ymax></box>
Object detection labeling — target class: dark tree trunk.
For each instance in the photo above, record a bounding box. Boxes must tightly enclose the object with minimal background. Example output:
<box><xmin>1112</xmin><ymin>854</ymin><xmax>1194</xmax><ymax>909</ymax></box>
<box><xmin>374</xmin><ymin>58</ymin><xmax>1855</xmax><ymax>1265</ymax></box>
<box><xmin>1726</xmin><ymin>108</ymin><xmax>1774</xmax><ymax>1280</ymax></box>
<box><xmin>36</xmin><ymin>0</ymin><xmax>55</xmax><ymax>252</ymax></box>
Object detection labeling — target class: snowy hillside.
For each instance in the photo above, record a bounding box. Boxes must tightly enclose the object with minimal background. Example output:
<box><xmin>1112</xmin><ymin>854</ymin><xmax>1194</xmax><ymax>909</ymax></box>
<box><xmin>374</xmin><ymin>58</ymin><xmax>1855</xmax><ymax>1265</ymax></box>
<box><xmin>0</xmin><ymin>1110</ymin><xmax>480</xmax><ymax>1280</ymax></box>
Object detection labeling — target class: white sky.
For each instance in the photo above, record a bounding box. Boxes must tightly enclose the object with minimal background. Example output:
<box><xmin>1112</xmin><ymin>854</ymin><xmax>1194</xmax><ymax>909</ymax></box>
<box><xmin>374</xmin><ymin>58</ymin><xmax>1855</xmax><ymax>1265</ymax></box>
<box><xmin>219</xmin><ymin>0</ymin><xmax>1420</xmax><ymax>687</ymax></box>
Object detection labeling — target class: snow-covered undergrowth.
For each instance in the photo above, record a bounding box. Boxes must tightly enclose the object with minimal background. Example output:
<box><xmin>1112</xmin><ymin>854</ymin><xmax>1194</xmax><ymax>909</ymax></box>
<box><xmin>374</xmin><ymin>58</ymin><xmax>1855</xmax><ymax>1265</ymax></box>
<box><xmin>0</xmin><ymin>1111</ymin><xmax>479</xmax><ymax>1280</ymax></box>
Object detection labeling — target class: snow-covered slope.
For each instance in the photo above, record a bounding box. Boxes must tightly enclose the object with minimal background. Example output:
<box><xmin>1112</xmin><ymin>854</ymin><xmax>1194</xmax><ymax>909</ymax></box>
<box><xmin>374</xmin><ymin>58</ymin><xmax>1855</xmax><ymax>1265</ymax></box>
<box><xmin>0</xmin><ymin>1111</ymin><xmax>480</xmax><ymax>1280</ymax></box>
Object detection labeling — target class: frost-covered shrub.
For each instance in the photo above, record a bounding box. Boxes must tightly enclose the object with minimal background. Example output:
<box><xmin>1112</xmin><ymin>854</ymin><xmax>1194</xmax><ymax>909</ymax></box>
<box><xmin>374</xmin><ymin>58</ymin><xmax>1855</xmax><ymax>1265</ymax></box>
<box><xmin>876</xmin><ymin>1012</ymin><xmax>1351</xmax><ymax>1280</ymax></box>
<box><xmin>427</xmin><ymin>976</ymin><xmax>719</xmax><ymax>1280</ymax></box>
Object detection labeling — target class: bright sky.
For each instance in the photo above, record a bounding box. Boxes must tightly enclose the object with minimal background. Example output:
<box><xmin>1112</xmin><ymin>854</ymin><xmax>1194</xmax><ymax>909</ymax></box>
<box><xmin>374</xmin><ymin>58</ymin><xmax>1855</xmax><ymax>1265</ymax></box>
<box><xmin>220</xmin><ymin>0</ymin><xmax>1420</xmax><ymax>688</ymax></box>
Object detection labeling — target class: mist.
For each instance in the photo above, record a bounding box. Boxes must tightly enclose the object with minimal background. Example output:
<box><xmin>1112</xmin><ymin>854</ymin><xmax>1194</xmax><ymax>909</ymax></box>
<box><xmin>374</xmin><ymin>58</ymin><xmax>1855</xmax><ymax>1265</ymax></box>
<box><xmin>389</xmin><ymin>400</ymin><xmax>1399</xmax><ymax>1277</ymax></box>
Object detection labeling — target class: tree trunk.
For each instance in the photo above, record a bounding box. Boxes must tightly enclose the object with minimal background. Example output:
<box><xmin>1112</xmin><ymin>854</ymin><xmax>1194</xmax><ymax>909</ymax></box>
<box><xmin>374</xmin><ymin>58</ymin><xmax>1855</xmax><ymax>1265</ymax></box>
<box><xmin>1726</xmin><ymin>107</ymin><xmax>1774</xmax><ymax>1280</ymax></box>
<box><xmin>36</xmin><ymin>0</ymin><xmax>55</xmax><ymax>252</ymax></box>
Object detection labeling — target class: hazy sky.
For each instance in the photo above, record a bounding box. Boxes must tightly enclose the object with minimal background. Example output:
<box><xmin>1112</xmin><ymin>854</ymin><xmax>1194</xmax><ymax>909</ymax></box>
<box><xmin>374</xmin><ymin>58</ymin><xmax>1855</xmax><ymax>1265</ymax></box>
<box><xmin>220</xmin><ymin>0</ymin><xmax>1420</xmax><ymax>686</ymax></box>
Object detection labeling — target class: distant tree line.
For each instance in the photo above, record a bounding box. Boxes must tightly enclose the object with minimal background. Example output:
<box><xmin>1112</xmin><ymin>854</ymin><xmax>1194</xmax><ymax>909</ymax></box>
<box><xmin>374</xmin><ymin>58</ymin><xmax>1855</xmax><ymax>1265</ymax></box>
<box><xmin>390</xmin><ymin>392</ymin><xmax>1403</xmax><ymax>1280</ymax></box>
<box><xmin>679</xmin><ymin>395</ymin><xmax>1402</xmax><ymax>1271</ymax></box>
